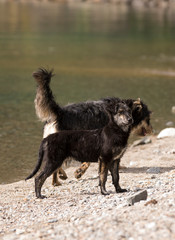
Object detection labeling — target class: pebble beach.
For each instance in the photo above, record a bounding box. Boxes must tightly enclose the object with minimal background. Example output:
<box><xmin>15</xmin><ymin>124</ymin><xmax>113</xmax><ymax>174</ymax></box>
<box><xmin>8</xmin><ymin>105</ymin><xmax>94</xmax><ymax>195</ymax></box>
<box><xmin>0</xmin><ymin>136</ymin><xmax>175</xmax><ymax>240</ymax></box>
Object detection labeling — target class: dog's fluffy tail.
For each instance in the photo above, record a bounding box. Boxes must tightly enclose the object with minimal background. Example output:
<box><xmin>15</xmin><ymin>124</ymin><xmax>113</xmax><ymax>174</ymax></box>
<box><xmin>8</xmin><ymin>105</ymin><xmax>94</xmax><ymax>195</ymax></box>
<box><xmin>33</xmin><ymin>68</ymin><xmax>62</xmax><ymax>122</ymax></box>
<box><xmin>25</xmin><ymin>142</ymin><xmax>44</xmax><ymax>180</ymax></box>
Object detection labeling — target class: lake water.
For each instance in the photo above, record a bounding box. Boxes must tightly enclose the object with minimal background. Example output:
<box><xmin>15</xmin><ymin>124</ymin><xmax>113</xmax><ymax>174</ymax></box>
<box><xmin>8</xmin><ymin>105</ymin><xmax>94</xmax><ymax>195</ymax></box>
<box><xmin>0</xmin><ymin>0</ymin><xmax>175</xmax><ymax>183</ymax></box>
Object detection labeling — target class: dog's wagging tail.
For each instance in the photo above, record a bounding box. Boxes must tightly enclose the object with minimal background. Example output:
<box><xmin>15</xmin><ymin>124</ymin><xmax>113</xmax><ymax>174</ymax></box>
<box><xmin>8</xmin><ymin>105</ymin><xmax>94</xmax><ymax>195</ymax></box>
<box><xmin>26</xmin><ymin>102</ymin><xmax>133</xmax><ymax>199</ymax></box>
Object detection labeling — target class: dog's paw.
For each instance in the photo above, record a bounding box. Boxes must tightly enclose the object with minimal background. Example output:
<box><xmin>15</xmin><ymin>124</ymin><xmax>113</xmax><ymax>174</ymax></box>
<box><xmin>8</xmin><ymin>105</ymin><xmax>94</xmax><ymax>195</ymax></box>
<box><xmin>52</xmin><ymin>181</ymin><xmax>62</xmax><ymax>187</ymax></box>
<box><xmin>74</xmin><ymin>169</ymin><xmax>83</xmax><ymax>179</ymax></box>
<box><xmin>74</xmin><ymin>163</ymin><xmax>90</xmax><ymax>179</ymax></box>
<box><xmin>101</xmin><ymin>190</ymin><xmax>110</xmax><ymax>195</ymax></box>
<box><xmin>59</xmin><ymin>174</ymin><xmax>68</xmax><ymax>180</ymax></box>
<box><xmin>116</xmin><ymin>188</ymin><xmax>127</xmax><ymax>193</ymax></box>
<box><xmin>58</xmin><ymin>169</ymin><xmax>68</xmax><ymax>180</ymax></box>
<box><xmin>36</xmin><ymin>195</ymin><xmax>47</xmax><ymax>199</ymax></box>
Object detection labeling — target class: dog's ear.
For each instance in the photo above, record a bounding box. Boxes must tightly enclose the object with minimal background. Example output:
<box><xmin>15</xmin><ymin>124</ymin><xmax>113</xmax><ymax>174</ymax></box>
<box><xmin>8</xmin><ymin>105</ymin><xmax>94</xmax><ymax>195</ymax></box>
<box><xmin>133</xmin><ymin>98</ymin><xmax>142</xmax><ymax>112</ymax></box>
<box><xmin>106</xmin><ymin>103</ymin><xmax>115</xmax><ymax>114</ymax></box>
<box><xmin>125</xmin><ymin>99</ymin><xmax>134</xmax><ymax>109</ymax></box>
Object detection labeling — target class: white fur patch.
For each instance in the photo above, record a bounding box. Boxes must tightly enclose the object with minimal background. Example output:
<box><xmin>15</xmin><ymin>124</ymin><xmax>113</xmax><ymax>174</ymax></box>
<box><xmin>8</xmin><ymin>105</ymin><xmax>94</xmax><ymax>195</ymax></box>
<box><xmin>43</xmin><ymin>122</ymin><xmax>58</xmax><ymax>138</ymax></box>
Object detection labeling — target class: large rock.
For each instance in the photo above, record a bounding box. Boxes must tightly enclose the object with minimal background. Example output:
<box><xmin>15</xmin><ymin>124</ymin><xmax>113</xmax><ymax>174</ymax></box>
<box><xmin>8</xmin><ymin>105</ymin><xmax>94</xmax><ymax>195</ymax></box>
<box><xmin>157</xmin><ymin>128</ymin><xmax>175</xmax><ymax>139</ymax></box>
<box><xmin>127</xmin><ymin>190</ymin><xmax>148</xmax><ymax>206</ymax></box>
<box><xmin>132</xmin><ymin>137</ymin><xmax>152</xmax><ymax>147</ymax></box>
<box><xmin>146</xmin><ymin>167</ymin><xmax>161</xmax><ymax>174</ymax></box>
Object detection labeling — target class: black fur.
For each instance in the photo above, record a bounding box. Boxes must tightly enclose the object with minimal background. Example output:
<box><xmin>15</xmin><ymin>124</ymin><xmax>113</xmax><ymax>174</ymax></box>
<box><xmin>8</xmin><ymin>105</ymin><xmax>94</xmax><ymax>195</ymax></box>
<box><xmin>34</xmin><ymin>68</ymin><xmax>151</xmax><ymax>132</ymax></box>
<box><xmin>33</xmin><ymin>68</ymin><xmax>152</xmax><ymax>184</ymax></box>
<box><xmin>26</xmin><ymin>102</ymin><xmax>133</xmax><ymax>198</ymax></box>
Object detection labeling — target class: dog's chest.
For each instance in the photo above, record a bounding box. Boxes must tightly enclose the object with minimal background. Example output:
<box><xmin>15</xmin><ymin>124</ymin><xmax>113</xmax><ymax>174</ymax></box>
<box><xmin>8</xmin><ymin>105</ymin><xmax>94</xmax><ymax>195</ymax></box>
<box><xmin>112</xmin><ymin>146</ymin><xmax>127</xmax><ymax>160</ymax></box>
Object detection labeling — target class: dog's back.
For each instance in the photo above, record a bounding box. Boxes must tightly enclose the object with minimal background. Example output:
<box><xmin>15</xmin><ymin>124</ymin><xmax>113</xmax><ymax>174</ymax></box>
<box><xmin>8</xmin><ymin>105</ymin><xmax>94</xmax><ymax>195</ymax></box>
<box><xmin>46</xmin><ymin>129</ymin><xmax>102</xmax><ymax>163</ymax></box>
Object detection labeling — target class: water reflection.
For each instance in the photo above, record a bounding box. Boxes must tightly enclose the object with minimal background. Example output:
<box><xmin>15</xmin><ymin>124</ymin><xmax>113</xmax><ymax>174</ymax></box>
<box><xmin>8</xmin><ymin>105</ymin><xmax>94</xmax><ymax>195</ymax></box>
<box><xmin>0</xmin><ymin>1</ymin><xmax>175</xmax><ymax>183</ymax></box>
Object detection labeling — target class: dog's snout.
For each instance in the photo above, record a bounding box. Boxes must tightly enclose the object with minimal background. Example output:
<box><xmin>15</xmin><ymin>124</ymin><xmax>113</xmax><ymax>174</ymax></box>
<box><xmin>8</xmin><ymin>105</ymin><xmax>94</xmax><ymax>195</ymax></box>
<box><xmin>128</xmin><ymin>116</ymin><xmax>133</xmax><ymax>124</ymax></box>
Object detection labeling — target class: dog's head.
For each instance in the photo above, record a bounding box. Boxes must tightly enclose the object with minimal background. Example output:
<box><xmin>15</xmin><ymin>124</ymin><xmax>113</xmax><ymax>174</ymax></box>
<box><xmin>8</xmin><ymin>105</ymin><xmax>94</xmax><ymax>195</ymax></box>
<box><xmin>107</xmin><ymin>101</ymin><xmax>133</xmax><ymax>132</ymax></box>
<box><xmin>126</xmin><ymin>98</ymin><xmax>152</xmax><ymax>136</ymax></box>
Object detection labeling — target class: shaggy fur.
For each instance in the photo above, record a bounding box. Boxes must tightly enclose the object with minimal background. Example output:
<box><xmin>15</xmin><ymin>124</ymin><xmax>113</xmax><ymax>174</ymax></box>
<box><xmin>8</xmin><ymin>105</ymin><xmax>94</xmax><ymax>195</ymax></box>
<box><xmin>26</xmin><ymin>102</ymin><xmax>133</xmax><ymax>198</ymax></box>
<box><xmin>33</xmin><ymin>68</ymin><xmax>152</xmax><ymax>185</ymax></box>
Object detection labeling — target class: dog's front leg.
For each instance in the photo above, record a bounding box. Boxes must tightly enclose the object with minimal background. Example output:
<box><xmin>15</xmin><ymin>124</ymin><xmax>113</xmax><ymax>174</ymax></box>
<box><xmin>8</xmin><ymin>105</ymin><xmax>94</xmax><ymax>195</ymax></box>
<box><xmin>110</xmin><ymin>159</ymin><xmax>127</xmax><ymax>193</ymax></box>
<box><xmin>99</xmin><ymin>160</ymin><xmax>110</xmax><ymax>195</ymax></box>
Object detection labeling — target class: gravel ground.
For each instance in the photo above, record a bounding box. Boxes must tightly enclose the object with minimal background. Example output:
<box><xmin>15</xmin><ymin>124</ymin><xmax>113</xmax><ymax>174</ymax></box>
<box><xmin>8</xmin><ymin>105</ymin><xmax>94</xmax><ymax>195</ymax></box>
<box><xmin>0</xmin><ymin>136</ymin><xmax>175</xmax><ymax>240</ymax></box>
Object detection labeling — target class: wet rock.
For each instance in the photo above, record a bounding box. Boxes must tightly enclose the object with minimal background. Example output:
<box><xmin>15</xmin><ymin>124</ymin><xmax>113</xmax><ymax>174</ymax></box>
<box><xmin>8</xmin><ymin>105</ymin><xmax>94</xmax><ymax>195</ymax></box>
<box><xmin>172</xmin><ymin>106</ymin><xmax>175</xmax><ymax>114</ymax></box>
<box><xmin>132</xmin><ymin>137</ymin><xmax>152</xmax><ymax>147</ymax></box>
<box><xmin>127</xmin><ymin>190</ymin><xmax>148</xmax><ymax>206</ymax></box>
<box><xmin>146</xmin><ymin>167</ymin><xmax>161</xmax><ymax>174</ymax></box>
<box><xmin>157</xmin><ymin>128</ymin><xmax>175</xmax><ymax>139</ymax></box>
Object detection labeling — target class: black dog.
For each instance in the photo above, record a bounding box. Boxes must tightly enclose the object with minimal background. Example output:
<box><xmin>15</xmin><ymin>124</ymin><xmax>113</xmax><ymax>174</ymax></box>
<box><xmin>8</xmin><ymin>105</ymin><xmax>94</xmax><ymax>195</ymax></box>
<box><xmin>33</xmin><ymin>68</ymin><xmax>152</xmax><ymax>185</ymax></box>
<box><xmin>26</xmin><ymin>102</ymin><xmax>133</xmax><ymax>198</ymax></box>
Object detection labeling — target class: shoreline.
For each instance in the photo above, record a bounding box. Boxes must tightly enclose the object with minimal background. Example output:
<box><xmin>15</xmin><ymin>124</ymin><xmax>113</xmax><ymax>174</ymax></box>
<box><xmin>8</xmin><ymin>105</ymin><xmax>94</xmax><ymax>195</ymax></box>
<box><xmin>1</xmin><ymin>135</ymin><xmax>175</xmax><ymax>239</ymax></box>
<box><xmin>1</xmin><ymin>0</ymin><xmax>173</xmax><ymax>8</ymax></box>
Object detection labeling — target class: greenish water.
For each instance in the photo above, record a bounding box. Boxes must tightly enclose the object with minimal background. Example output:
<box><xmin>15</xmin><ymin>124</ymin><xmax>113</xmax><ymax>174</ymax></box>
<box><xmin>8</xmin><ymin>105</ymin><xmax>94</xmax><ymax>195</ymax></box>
<box><xmin>0</xmin><ymin>1</ymin><xmax>175</xmax><ymax>183</ymax></box>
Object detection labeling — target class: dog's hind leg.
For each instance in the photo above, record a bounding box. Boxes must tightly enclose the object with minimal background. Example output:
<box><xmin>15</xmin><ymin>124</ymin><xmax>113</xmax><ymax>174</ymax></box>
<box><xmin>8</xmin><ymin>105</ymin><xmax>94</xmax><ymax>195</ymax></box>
<box><xmin>58</xmin><ymin>168</ymin><xmax>68</xmax><ymax>180</ymax></box>
<box><xmin>52</xmin><ymin>171</ymin><xmax>62</xmax><ymax>186</ymax></box>
<box><xmin>43</xmin><ymin>123</ymin><xmax>68</xmax><ymax>186</ymax></box>
<box><xmin>99</xmin><ymin>160</ymin><xmax>110</xmax><ymax>195</ymax></box>
<box><xmin>109</xmin><ymin>159</ymin><xmax>127</xmax><ymax>193</ymax></box>
<box><xmin>35</xmin><ymin>172</ymin><xmax>49</xmax><ymax>199</ymax></box>
<box><xmin>51</xmin><ymin>168</ymin><xmax>68</xmax><ymax>186</ymax></box>
<box><xmin>35</xmin><ymin>160</ymin><xmax>64</xmax><ymax>199</ymax></box>
<box><xmin>52</xmin><ymin>167</ymin><xmax>68</xmax><ymax>186</ymax></box>
<box><xmin>74</xmin><ymin>162</ymin><xmax>90</xmax><ymax>179</ymax></box>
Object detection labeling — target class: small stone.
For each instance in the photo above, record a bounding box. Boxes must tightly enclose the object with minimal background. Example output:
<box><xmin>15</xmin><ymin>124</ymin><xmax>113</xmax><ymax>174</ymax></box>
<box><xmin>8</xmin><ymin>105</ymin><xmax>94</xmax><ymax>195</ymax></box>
<box><xmin>48</xmin><ymin>219</ymin><xmax>58</xmax><ymax>223</ymax></box>
<box><xmin>16</xmin><ymin>229</ymin><xmax>25</xmax><ymax>235</ymax></box>
<box><xmin>133</xmin><ymin>187</ymin><xmax>142</xmax><ymax>192</ymax></box>
<box><xmin>127</xmin><ymin>190</ymin><xmax>148</xmax><ymax>206</ymax></box>
<box><xmin>171</xmin><ymin>223</ymin><xmax>175</xmax><ymax>233</ymax></box>
<box><xmin>166</xmin><ymin>121</ymin><xmax>174</xmax><ymax>127</ymax></box>
<box><xmin>129</xmin><ymin>161</ymin><xmax>136</xmax><ymax>166</ymax></box>
<box><xmin>144</xmin><ymin>199</ymin><xmax>158</xmax><ymax>206</ymax></box>
<box><xmin>155</xmin><ymin>181</ymin><xmax>162</xmax><ymax>187</ymax></box>
<box><xmin>157</xmin><ymin>128</ymin><xmax>175</xmax><ymax>139</ymax></box>
<box><xmin>146</xmin><ymin>222</ymin><xmax>156</xmax><ymax>229</ymax></box>
<box><xmin>153</xmin><ymin>149</ymin><xmax>161</xmax><ymax>154</ymax></box>
<box><xmin>146</xmin><ymin>167</ymin><xmax>161</xmax><ymax>174</ymax></box>
<box><xmin>151</xmin><ymin>175</ymin><xmax>156</xmax><ymax>179</ymax></box>
<box><xmin>132</xmin><ymin>137</ymin><xmax>152</xmax><ymax>147</ymax></box>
